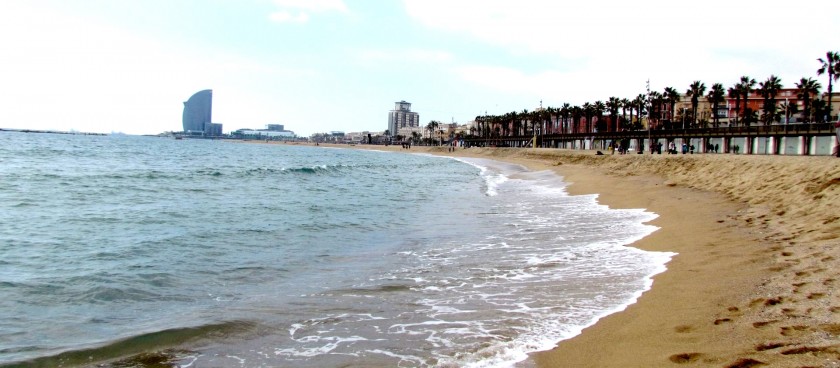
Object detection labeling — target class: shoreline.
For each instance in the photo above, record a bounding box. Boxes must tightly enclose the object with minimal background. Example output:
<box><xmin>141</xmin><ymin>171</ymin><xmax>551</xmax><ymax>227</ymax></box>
<box><xmin>248</xmin><ymin>141</ymin><xmax>840</xmax><ymax>366</ymax></box>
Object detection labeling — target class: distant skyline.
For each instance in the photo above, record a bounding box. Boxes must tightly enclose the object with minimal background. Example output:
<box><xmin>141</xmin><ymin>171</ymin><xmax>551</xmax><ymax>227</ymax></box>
<box><xmin>0</xmin><ymin>0</ymin><xmax>838</xmax><ymax>136</ymax></box>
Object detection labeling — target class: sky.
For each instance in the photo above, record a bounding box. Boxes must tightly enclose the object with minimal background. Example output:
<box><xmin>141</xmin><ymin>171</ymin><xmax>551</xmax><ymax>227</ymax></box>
<box><xmin>0</xmin><ymin>0</ymin><xmax>838</xmax><ymax>136</ymax></box>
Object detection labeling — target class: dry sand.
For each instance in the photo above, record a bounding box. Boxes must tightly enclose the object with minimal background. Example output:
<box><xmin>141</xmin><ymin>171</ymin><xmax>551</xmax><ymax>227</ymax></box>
<box><xmin>263</xmin><ymin>142</ymin><xmax>840</xmax><ymax>367</ymax></box>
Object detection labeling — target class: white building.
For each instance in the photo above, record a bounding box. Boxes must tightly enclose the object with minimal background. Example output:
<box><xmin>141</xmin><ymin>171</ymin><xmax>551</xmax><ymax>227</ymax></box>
<box><xmin>388</xmin><ymin>101</ymin><xmax>420</xmax><ymax>135</ymax></box>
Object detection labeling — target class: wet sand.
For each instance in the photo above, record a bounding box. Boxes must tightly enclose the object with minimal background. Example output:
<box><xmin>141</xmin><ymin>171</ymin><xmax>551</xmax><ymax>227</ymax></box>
<box><xmin>265</xmin><ymin>142</ymin><xmax>840</xmax><ymax>366</ymax></box>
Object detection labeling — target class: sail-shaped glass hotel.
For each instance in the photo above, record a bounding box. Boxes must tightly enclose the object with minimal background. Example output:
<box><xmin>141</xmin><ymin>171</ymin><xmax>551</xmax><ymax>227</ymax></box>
<box><xmin>182</xmin><ymin>89</ymin><xmax>222</xmax><ymax>136</ymax></box>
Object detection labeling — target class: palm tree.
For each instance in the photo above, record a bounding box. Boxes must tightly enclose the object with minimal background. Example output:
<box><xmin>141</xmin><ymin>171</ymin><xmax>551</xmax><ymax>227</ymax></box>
<box><xmin>663</xmin><ymin>87</ymin><xmax>680</xmax><ymax>124</ymax></box>
<box><xmin>635</xmin><ymin>94</ymin><xmax>647</xmax><ymax>130</ymax></box>
<box><xmin>593</xmin><ymin>101</ymin><xmax>606</xmax><ymax>132</ymax></box>
<box><xmin>509</xmin><ymin>110</ymin><xmax>520</xmax><ymax>137</ymax></box>
<box><xmin>582</xmin><ymin>102</ymin><xmax>594</xmax><ymax>133</ymax></box>
<box><xmin>758</xmin><ymin>75</ymin><xmax>782</xmax><ymax>125</ymax></box>
<box><xmin>739</xmin><ymin>76</ymin><xmax>757</xmax><ymax>127</ymax></box>
<box><xmin>606</xmin><ymin>97</ymin><xmax>621</xmax><ymax>132</ymax></box>
<box><xmin>571</xmin><ymin>105</ymin><xmax>583</xmax><ymax>134</ymax></box>
<box><xmin>811</xmin><ymin>98</ymin><xmax>827</xmax><ymax>124</ymax></box>
<box><xmin>649</xmin><ymin>91</ymin><xmax>663</xmax><ymax>129</ymax></box>
<box><xmin>685</xmin><ymin>81</ymin><xmax>706</xmax><ymax>128</ymax></box>
<box><xmin>620</xmin><ymin>98</ymin><xmax>630</xmax><ymax>129</ymax></box>
<box><xmin>728</xmin><ymin>85</ymin><xmax>740</xmax><ymax>126</ymax></box>
<box><xmin>778</xmin><ymin>100</ymin><xmax>798</xmax><ymax>124</ymax></box>
<box><xmin>426</xmin><ymin>120</ymin><xmax>440</xmax><ymax>145</ymax></box>
<box><xmin>560</xmin><ymin>103</ymin><xmax>571</xmax><ymax>134</ymax></box>
<box><xmin>543</xmin><ymin>107</ymin><xmax>555</xmax><ymax>135</ymax></box>
<box><xmin>706</xmin><ymin>83</ymin><xmax>725</xmax><ymax>128</ymax></box>
<box><xmin>795</xmin><ymin>77</ymin><xmax>821</xmax><ymax>122</ymax></box>
<box><xmin>817</xmin><ymin>51</ymin><xmax>840</xmax><ymax>122</ymax></box>
<box><xmin>519</xmin><ymin>109</ymin><xmax>530</xmax><ymax>137</ymax></box>
<box><xmin>530</xmin><ymin>109</ymin><xmax>543</xmax><ymax>137</ymax></box>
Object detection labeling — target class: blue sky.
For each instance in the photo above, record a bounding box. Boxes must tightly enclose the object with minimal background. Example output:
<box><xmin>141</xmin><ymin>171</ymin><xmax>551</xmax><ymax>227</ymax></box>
<box><xmin>1</xmin><ymin>0</ymin><xmax>838</xmax><ymax>136</ymax></box>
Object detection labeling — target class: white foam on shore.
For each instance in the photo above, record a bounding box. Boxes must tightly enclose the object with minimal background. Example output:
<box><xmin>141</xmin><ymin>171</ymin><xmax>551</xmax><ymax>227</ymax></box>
<box><xmin>415</xmin><ymin>156</ymin><xmax>677</xmax><ymax>368</ymax></box>
<box><xmin>452</xmin><ymin>157</ymin><xmax>526</xmax><ymax>197</ymax></box>
<box><xmin>246</xmin><ymin>153</ymin><xmax>677</xmax><ymax>368</ymax></box>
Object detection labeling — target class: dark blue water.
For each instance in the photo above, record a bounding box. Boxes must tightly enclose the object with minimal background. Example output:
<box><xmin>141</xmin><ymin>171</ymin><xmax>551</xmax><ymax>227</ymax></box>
<box><xmin>0</xmin><ymin>132</ymin><xmax>672</xmax><ymax>367</ymax></box>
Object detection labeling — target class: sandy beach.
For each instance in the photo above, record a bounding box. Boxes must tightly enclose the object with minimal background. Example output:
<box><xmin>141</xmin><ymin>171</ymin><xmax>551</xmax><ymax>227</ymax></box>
<box><xmin>304</xmin><ymin>142</ymin><xmax>840</xmax><ymax>367</ymax></box>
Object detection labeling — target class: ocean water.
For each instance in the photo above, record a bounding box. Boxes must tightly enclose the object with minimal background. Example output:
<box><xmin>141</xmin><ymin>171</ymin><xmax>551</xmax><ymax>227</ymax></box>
<box><xmin>0</xmin><ymin>132</ymin><xmax>674</xmax><ymax>367</ymax></box>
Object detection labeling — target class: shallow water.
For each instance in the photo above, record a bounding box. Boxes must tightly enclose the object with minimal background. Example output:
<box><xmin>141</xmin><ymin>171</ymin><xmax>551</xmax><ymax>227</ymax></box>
<box><xmin>0</xmin><ymin>132</ymin><xmax>672</xmax><ymax>367</ymax></box>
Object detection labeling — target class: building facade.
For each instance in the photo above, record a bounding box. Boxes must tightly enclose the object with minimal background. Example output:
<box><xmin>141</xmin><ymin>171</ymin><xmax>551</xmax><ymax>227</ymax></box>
<box><xmin>182</xmin><ymin>89</ymin><xmax>222</xmax><ymax>136</ymax></box>
<box><xmin>388</xmin><ymin>101</ymin><xmax>420</xmax><ymax>136</ymax></box>
<box><xmin>672</xmin><ymin>89</ymin><xmax>840</xmax><ymax>128</ymax></box>
<box><xmin>233</xmin><ymin>124</ymin><xmax>296</xmax><ymax>140</ymax></box>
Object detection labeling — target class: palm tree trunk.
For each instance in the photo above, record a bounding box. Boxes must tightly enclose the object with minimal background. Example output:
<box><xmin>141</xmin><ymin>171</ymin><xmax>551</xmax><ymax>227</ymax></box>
<box><xmin>828</xmin><ymin>77</ymin><xmax>833</xmax><ymax>122</ymax></box>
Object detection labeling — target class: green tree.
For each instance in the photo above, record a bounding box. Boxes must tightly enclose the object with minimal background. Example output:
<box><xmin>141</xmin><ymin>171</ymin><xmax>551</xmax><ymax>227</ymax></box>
<box><xmin>509</xmin><ymin>111</ymin><xmax>520</xmax><ymax>137</ymax></box>
<box><xmin>758</xmin><ymin>75</ymin><xmax>782</xmax><ymax>125</ymax></box>
<box><xmin>474</xmin><ymin>115</ymin><xmax>485</xmax><ymax>139</ymax></box>
<box><xmin>593</xmin><ymin>100</ymin><xmax>606</xmax><ymax>132</ymax></box>
<box><xmin>778</xmin><ymin>100</ymin><xmax>798</xmax><ymax>124</ymax></box>
<box><xmin>560</xmin><ymin>103</ymin><xmax>571</xmax><ymax>134</ymax></box>
<box><xmin>817</xmin><ymin>51</ymin><xmax>840</xmax><ymax>122</ymax></box>
<box><xmin>606</xmin><ymin>97</ymin><xmax>621</xmax><ymax>132</ymax></box>
<box><xmin>663</xmin><ymin>87</ymin><xmax>680</xmax><ymax>124</ymax></box>
<box><xmin>571</xmin><ymin>105</ymin><xmax>583</xmax><ymax>134</ymax></box>
<box><xmin>811</xmin><ymin>98</ymin><xmax>827</xmax><ymax>124</ymax></box>
<box><xmin>649</xmin><ymin>91</ymin><xmax>663</xmax><ymax>128</ymax></box>
<box><xmin>542</xmin><ymin>107</ymin><xmax>554</xmax><ymax>135</ymax></box>
<box><xmin>706</xmin><ymin>83</ymin><xmax>725</xmax><ymax>128</ymax></box>
<box><xmin>581</xmin><ymin>103</ymin><xmax>593</xmax><ymax>133</ymax></box>
<box><xmin>620</xmin><ymin>98</ymin><xmax>631</xmax><ymax>129</ymax></box>
<box><xmin>519</xmin><ymin>109</ymin><xmax>529</xmax><ymax>136</ymax></box>
<box><xmin>634</xmin><ymin>94</ymin><xmax>647</xmax><ymax>130</ymax></box>
<box><xmin>728</xmin><ymin>85</ymin><xmax>740</xmax><ymax>126</ymax></box>
<box><xmin>795</xmin><ymin>77</ymin><xmax>821</xmax><ymax>122</ymax></box>
<box><xmin>738</xmin><ymin>76</ymin><xmax>757</xmax><ymax>127</ymax></box>
<box><xmin>426</xmin><ymin>120</ymin><xmax>440</xmax><ymax>145</ymax></box>
<box><xmin>685</xmin><ymin>81</ymin><xmax>706</xmax><ymax>128</ymax></box>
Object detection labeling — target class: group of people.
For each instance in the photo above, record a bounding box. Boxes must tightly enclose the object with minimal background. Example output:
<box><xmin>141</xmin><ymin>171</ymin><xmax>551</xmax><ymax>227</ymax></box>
<box><xmin>646</xmin><ymin>141</ymin><xmax>720</xmax><ymax>154</ymax></box>
<box><xmin>609</xmin><ymin>139</ymin><xmax>632</xmax><ymax>155</ymax></box>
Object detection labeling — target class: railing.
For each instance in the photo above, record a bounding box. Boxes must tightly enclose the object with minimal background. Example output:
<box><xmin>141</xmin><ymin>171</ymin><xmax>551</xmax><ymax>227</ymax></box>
<box><xmin>465</xmin><ymin>123</ymin><xmax>836</xmax><ymax>144</ymax></box>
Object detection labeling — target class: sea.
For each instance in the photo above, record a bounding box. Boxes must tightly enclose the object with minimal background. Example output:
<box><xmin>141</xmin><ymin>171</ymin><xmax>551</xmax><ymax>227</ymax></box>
<box><xmin>0</xmin><ymin>131</ymin><xmax>674</xmax><ymax>368</ymax></box>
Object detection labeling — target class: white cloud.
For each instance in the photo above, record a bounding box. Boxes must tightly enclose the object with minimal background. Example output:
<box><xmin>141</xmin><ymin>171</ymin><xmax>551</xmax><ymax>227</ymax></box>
<box><xmin>273</xmin><ymin>0</ymin><xmax>348</xmax><ymax>13</ymax></box>
<box><xmin>269</xmin><ymin>11</ymin><xmax>310</xmax><ymax>24</ymax></box>
<box><xmin>269</xmin><ymin>0</ymin><xmax>347</xmax><ymax>23</ymax></box>
<box><xmin>405</xmin><ymin>0</ymin><xmax>840</xmax><ymax>104</ymax></box>
<box><xmin>403</xmin><ymin>0</ymin><xmax>834</xmax><ymax>57</ymax></box>
<box><xmin>356</xmin><ymin>49</ymin><xmax>453</xmax><ymax>65</ymax></box>
<box><xmin>0</xmin><ymin>2</ymin><xmax>321</xmax><ymax>135</ymax></box>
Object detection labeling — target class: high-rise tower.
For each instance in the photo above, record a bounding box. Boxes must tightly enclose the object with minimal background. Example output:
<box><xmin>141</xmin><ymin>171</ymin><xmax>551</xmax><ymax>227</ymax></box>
<box><xmin>182</xmin><ymin>90</ymin><xmax>219</xmax><ymax>135</ymax></box>
<box><xmin>388</xmin><ymin>101</ymin><xmax>419</xmax><ymax>135</ymax></box>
